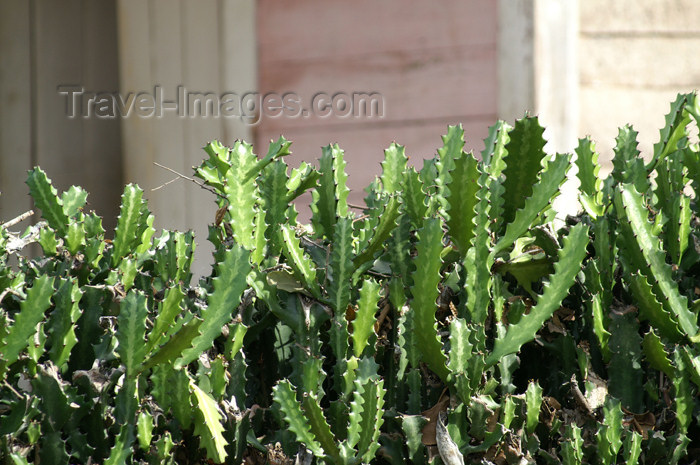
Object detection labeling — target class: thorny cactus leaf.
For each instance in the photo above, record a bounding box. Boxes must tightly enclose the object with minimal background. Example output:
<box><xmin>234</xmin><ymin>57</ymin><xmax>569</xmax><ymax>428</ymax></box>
<box><xmin>486</xmin><ymin>223</ymin><xmax>589</xmax><ymax>367</ymax></box>
<box><xmin>410</xmin><ymin>218</ymin><xmax>449</xmax><ymax>381</ymax></box>
<box><xmin>190</xmin><ymin>379</ymin><xmax>229</xmax><ymax>462</ymax></box>
<box><xmin>26</xmin><ymin>167</ymin><xmax>69</xmax><ymax>236</ymax></box>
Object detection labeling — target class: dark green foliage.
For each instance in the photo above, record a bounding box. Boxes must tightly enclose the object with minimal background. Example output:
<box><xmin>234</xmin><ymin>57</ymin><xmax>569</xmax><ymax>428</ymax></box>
<box><xmin>2</xmin><ymin>94</ymin><xmax>700</xmax><ymax>464</ymax></box>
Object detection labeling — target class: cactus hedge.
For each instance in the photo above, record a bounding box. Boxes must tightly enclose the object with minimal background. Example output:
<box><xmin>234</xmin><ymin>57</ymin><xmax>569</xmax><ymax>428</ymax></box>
<box><xmin>2</xmin><ymin>93</ymin><xmax>700</xmax><ymax>464</ymax></box>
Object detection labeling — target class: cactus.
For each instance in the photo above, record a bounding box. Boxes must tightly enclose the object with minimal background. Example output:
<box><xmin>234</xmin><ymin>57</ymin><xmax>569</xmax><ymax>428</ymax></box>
<box><xmin>3</xmin><ymin>94</ymin><xmax>700</xmax><ymax>464</ymax></box>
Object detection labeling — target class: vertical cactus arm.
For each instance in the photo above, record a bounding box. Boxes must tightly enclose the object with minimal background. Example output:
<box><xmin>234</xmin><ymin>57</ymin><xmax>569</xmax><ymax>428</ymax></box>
<box><xmin>654</xmin><ymin>151</ymin><xmax>691</xmax><ymax>265</ymax></box>
<box><xmin>0</xmin><ymin>275</ymin><xmax>53</xmax><ymax>373</ymax></box>
<box><xmin>480</xmin><ymin>120</ymin><xmax>510</xmax><ymax>228</ymax></box>
<box><xmin>464</xmin><ymin>175</ymin><xmax>493</xmax><ymax>323</ymax></box>
<box><xmin>134</xmin><ymin>214</ymin><xmax>156</xmax><ymax>256</ymax></box>
<box><xmin>447</xmin><ymin>318</ymin><xmax>475</xmax><ymax>402</ymax></box>
<box><xmin>592</xmin><ymin>218</ymin><xmax>615</xmax><ymax>310</ymax></box>
<box><xmin>625</xmin><ymin>272</ymin><xmax>683</xmax><ymax>342</ymax></box>
<box><xmin>137</xmin><ymin>410</ymin><xmax>154</xmax><ymax>451</ymax></box>
<box><xmin>64</xmin><ymin>221</ymin><xmax>86</xmax><ymax>255</ymax></box>
<box><xmin>623</xmin><ymin>431</ymin><xmax>643</xmax><ymax>465</ymax></box>
<box><xmin>46</xmin><ymin>278</ymin><xmax>82</xmax><ymax>368</ymax></box>
<box><xmin>419</xmin><ymin>157</ymin><xmax>440</xmax><ymax>216</ymax></box>
<box><xmin>403</xmin><ymin>167</ymin><xmax>428</xmax><ymax>226</ymax></box>
<box><xmin>462</xmin><ymin>123</ymin><xmax>510</xmax><ymax>323</ymax></box>
<box><xmin>190</xmin><ymin>379</ymin><xmax>229</xmax><ymax>463</ymax></box>
<box><xmin>672</xmin><ymin>350</ymin><xmax>693</xmax><ymax>434</ymax></box>
<box><xmin>260</xmin><ymin>159</ymin><xmax>291</xmax><ymax>253</ymax></box>
<box><xmin>333</xmin><ymin>144</ymin><xmax>350</xmax><ymax>218</ymax></box>
<box><xmin>116</xmin><ymin>291</ymin><xmax>148</xmax><ymax>378</ymax></box>
<box><xmin>302</xmin><ymin>391</ymin><xmax>341</xmax><ymax>461</ymax></box>
<box><xmin>388</xmin><ymin>214</ymin><xmax>413</xmax><ymax>286</ymax></box>
<box><xmin>525</xmin><ymin>380</ymin><xmax>543</xmax><ymax>435</ymax></box>
<box><xmin>329</xmin><ymin>316</ymin><xmax>350</xmax><ymax>398</ymax></box>
<box><xmin>25</xmin><ymin>167</ymin><xmax>69</xmax><ymax>235</ymax></box>
<box><xmin>347</xmin><ymin>379</ymin><xmax>385</xmax><ymax>463</ymax></box>
<box><xmin>358</xmin><ymin>380</ymin><xmax>385</xmax><ymax>463</ymax></box>
<box><xmin>395</xmin><ymin>306</ymin><xmax>415</xmax><ymax>379</ymax></box>
<box><xmin>492</xmin><ymin>153</ymin><xmax>571</xmax><ymax>258</ymax></box>
<box><xmin>104</xmin><ymin>424</ymin><xmax>135</xmax><ymax>465</ymax></box>
<box><xmin>485</xmin><ymin>223</ymin><xmax>589</xmax><ymax>367</ymax></box>
<box><xmin>560</xmin><ymin>424</ymin><xmax>584</xmax><ymax>465</ymax></box>
<box><xmin>329</xmin><ymin>217</ymin><xmax>354</xmax><ymax>314</ymax></box>
<box><xmin>612</xmin><ymin>126</ymin><xmax>648</xmax><ymax>194</ymax></box>
<box><xmin>590</xmin><ymin>294</ymin><xmax>612</xmax><ymax>362</ymax></box>
<box><xmin>435</xmin><ymin>125</ymin><xmax>466</xmax><ymax>218</ymax></box>
<box><xmin>650</xmin><ymin>92</ymin><xmax>693</xmax><ymax>170</ymax></box>
<box><xmin>614</xmin><ymin>184</ymin><xmax>699</xmax><ymax>340</ymax></box>
<box><xmin>251</xmin><ymin>207</ymin><xmax>267</xmax><ymax>265</ymax></box>
<box><xmin>597</xmin><ymin>398</ymin><xmax>623</xmax><ymax>464</ymax></box>
<box><xmin>352</xmin><ymin>196</ymin><xmax>400</xmax><ymax>269</ymax></box>
<box><xmin>381</xmin><ymin>142</ymin><xmax>408</xmax><ymax>194</ymax></box>
<box><xmin>280</xmin><ymin>225</ymin><xmax>321</xmax><ymax>299</ymax></box>
<box><xmin>311</xmin><ymin>144</ymin><xmax>348</xmax><ymax>238</ymax></box>
<box><xmin>352</xmin><ymin>279</ymin><xmax>381</xmax><ymax>358</ymax></box>
<box><xmin>410</xmin><ymin>218</ymin><xmax>449</xmax><ymax>381</ymax></box>
<box><xmin>445</xmin><ymin>151</ymin><xmax>479</xmax><ymax>254</ymax></box>
<box><xmin>175</xmin><ymin>245</ymin><xmax>251</xmax><ymax>369</ymax></box>
<box><xmin>406</xmin><ymin>365</ymin><xmax>424</xmax><ymax>414</ymax></box>
<box><xmin>111</xmin><ymin>184</ymin><xmax>146</xmax><ymax>266</ymax></box>
<box><xmin>575</xmin><ymin>137</ymin><xmax>604</xmax><ymax>218</ymax></box>
<box><xmin>608</xmin><ymin>312</ymin><xmax>643</xmax><ymax>412</ymax></box>
<box><xmin>663</xmin><ymin>159</ymin><xmax>692</xmax><ymax>263</ymax></box>
<box><xmin>146</xmin><ymin>285</ymin><xmax>185</xmax><ymax>354</ymax></box>
<box><xmin>500</xmin><ymin>117</ymin><xmax>547</xmax><ymax>226</ymax></box>
<box><xmin>675</xmin><ymin>193</ymin><xmax>691</xmax><ymax>265</ymax></box>
<box><xmin>274</xmin><ymin>380</ymin><xmax>327</xmax><ymax>453</ymax></box>
<box><xmin>223</xmin><ymin>141</ymin><xmax>259</xmax><ymax>250</ymax></box>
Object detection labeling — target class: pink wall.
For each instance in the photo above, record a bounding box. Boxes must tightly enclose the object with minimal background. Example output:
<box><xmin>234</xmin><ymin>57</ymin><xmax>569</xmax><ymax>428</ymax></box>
<box><xmin>257</xmin><ymin>1</ymin><xmax>498</xmax><ymax>205</ymax></box>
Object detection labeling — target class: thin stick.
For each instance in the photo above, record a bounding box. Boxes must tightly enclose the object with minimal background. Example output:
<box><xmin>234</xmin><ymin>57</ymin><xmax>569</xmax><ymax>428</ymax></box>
<box><xmin>151</xmin><ymin>176</ymin><xmax>181</xmax><ymax>192</ymax></box>
<box><xmin>152</xmin><ymin>162</ymin><xmax>222</xmax><ymax>198</ymax></box>
<box><xmin>348</xmin><ymin>202</ymin><xmax>369</xmax><ymax>211</ymax></box>
<box><xmin>352</xmin><ymin>214</ymin><xmax>370</xmax><ymax>223</ymax></box>
<box><xmin>3</xmin><ymin>380</ymin><xmax>23</xmax><ymax>400</ymax></box>
<box><xmin>1</xmin><ymin>210</ymin><xmax>34</xmax><ymax>228</ymax></box>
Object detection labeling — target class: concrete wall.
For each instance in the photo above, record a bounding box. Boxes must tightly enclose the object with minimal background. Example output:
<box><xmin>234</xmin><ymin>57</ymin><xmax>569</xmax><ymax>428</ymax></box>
<box><xmin>256</xmin><ymin>0</ymin><xmax>498</xmax><ymax>207</ymax></box>
<box><xmin>116</xmin><ymin>0</ymin><xmax>256</xmax><ymax>275</ymax></box>
<box><xmin>579</xmin><ymin>0</ymin><xmax>700</xmax><ymax>170</ymax></box>
<box><xmin>0</xmin><ymin>1</ymin><xmax>122</xmax><ymax>231</ymax></box>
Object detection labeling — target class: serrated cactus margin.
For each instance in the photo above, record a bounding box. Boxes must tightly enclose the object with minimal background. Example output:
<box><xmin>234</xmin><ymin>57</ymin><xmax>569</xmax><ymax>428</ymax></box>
<box><xmin>486</xmin><ymin>223</ymin><xmax>589</xmax><ymax>367</ymax></box>
<box><xmin>26</xmin><ymin>168</ymin><xmax>69</xmax><ymax>236</ymax></box>
<box><xmin>175</xmin><ymin>245</ymin><xmax>251</xmax><ymax>368</ymax></box>
<box><xmin>410</xmin><ymin>218</ymin><xmax>449</xmax><ymax>381</ymax></box>
<box><xmin>112</xmin><ymin>184</ymin><xmax>147</xmax><ymax>266</ymax></box>
<box><xmin>614</xmin><ymin>184</ymin><xmax>699</xmax><ymax>341</ymax></box>
<box><xmin>0</xmin><ymin>275</ymin><xmax>54</xmax><ymax>377</ymax></box>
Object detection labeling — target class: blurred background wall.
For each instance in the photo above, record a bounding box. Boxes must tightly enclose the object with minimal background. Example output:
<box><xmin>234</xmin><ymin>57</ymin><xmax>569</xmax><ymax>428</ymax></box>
<box><xmin>0</xmin><ymin>0</ymin><xmax>697</xmax><ymax>274</ymax></box>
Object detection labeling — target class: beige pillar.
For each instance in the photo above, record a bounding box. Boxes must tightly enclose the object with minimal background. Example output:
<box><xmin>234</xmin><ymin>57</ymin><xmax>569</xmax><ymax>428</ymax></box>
<box><xmin>498</xmin><ymin>0</ymin><xmax>579</xmax><ymax>217</ymax></box>
<box><xmin>498</xmin><ymin>0</ymin><xmax>579</xmax><ymax>153</ymax></box>
<box><xmin>116</xmin><ymin>0</ymin><xmax>257</xmax><ymax>277</ymax></box>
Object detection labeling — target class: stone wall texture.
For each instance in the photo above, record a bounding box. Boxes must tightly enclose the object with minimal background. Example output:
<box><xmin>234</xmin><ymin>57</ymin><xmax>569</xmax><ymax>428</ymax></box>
<box><xmin>579</xmin><ymin>0</ymin><xmax>700</xmax><ymax>170</ymax></box>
